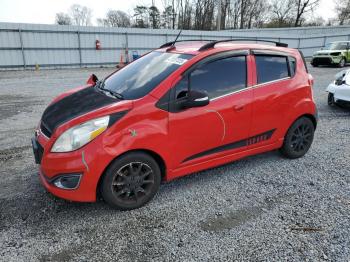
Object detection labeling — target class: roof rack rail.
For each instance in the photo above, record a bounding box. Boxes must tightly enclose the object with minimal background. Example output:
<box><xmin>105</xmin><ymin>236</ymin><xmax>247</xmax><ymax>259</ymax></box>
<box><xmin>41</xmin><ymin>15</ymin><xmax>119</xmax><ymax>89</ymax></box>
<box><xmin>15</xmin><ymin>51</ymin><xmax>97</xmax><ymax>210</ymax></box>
<box><xmin>198</xmin><ymin>39</ymin><xmax>288</xmax><ymax>51</ymax></box>
<box><xmin>159</xmin><ymin>39</ymin><xmax>216</xmax><ymax>49</ymax></box>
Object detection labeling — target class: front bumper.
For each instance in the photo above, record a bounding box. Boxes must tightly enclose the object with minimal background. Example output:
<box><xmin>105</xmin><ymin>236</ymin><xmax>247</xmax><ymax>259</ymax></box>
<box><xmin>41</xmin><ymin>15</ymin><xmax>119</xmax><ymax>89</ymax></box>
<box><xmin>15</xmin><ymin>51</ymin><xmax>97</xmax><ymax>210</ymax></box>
<box><xmin>326</xmin><ymin>83</ymin><xmax>350</xmax><ymax>103</ymax></box>
<box><xmin>32</xmin><ymin>130</ymin><xmax>116</xmax><ymax>202</ymax></box>
<box><xmin>311</xmin><ymin>56</ymin><xmax>342</xmax><ymax>65</ymax></box>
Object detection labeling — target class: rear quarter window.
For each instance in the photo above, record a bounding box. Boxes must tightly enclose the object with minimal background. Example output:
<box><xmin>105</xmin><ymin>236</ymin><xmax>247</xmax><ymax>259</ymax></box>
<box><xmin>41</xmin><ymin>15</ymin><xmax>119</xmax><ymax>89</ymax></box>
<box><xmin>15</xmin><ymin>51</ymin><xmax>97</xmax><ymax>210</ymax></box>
<box><xmin>289</xmin><ymin>56</ymin><xmax>297</xmax><ymax>77</ymax></box>
<box><xmin>255</xmin><ymin>55</ymin><xmax>289</xmax><ymax>84</ymax></box>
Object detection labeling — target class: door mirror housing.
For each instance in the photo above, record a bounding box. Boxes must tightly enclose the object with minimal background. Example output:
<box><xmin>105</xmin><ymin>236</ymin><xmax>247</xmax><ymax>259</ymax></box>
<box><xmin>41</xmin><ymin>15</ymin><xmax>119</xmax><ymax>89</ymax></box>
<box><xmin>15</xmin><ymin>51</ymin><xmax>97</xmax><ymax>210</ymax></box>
<box><xmin>182</xmin><ymin>90</ymin><xmax>209</xmax><ymax>109</ymax></box>
<box><xmin>86</xmin><ymin>74</ymin><xmax>98</xmax><ymax>85</ymax></box>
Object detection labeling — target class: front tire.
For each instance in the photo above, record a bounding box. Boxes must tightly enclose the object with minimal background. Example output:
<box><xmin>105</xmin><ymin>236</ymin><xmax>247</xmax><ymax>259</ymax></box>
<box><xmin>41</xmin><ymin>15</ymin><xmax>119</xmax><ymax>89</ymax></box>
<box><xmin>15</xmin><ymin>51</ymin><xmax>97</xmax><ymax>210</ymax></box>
<box><xmin>338</xmin><ymin>57</ymin><xmax>346</xmax><ymax>68</ymax></box>
<box><xmin>328</xmin><ymin>93</ymin><xmax>335</xmax><ymax>106</ymax></box>
<box><xmin>101</xmin><ymin>152</ymin><xmax>161</xmax><ymax>210</ymax></box>
<box><xmin>280</xmin><ymin>117</ymin><xmax>315</xmax><ymax>159</ymax></box>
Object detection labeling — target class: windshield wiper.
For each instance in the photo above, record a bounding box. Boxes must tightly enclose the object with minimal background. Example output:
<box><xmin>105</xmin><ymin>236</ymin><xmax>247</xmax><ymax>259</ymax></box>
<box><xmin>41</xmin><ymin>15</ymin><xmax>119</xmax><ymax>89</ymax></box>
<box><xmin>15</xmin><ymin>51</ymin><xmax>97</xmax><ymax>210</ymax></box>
<box><xmin>96</xmin><ymin>80</ymin><xmax>124</xmax><ymax>100</ymax></box>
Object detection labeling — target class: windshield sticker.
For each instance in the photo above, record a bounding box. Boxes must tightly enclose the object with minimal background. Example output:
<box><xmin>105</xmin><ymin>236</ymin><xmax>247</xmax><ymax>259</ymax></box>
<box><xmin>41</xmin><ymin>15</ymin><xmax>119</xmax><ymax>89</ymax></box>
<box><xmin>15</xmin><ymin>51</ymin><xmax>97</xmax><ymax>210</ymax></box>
<box><xmin>165</xmin><ymin>57</ymin><xmax>188</xmax><ymax>65</ymax></box>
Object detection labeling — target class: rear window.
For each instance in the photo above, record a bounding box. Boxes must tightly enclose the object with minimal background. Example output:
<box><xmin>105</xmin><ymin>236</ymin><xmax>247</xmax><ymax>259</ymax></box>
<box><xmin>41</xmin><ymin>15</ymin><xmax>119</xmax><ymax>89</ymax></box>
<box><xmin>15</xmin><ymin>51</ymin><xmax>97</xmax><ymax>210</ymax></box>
<box><xmin>255</xmin><ymin>55</ymin><xmax>289</xmax><ymax>84</ymax></box>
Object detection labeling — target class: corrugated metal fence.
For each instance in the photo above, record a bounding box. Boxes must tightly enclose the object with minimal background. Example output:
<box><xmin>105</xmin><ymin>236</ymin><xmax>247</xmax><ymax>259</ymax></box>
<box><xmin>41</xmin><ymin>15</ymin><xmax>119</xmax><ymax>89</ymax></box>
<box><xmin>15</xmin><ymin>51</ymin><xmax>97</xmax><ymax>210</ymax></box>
<box><xmin>1</xmin><ymin>22</ymin><xmax>350</xmax><ymax>70</ymax></box>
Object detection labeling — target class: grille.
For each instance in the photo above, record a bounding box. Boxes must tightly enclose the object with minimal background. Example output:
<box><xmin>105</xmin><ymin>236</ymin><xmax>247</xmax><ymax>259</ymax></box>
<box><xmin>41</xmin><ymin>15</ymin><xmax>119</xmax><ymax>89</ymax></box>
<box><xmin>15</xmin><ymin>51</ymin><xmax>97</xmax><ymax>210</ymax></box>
<box><xmin>313</xmin><ymin>57</ymin><xmax>332</xmax><ymax>64</ymax></box>
<box><xmin>40</xmin><ymin>121</ymin><xmax>52</xmax><ymax>138</ymax></box>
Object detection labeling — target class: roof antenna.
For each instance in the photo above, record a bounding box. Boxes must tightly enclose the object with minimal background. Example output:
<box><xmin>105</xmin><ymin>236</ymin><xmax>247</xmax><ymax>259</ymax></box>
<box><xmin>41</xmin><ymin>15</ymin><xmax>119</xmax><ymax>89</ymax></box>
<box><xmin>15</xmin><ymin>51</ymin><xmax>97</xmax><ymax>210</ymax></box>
<box><xmin>167</xmin><ymin>30</ymin><xmax>182</xmax><ymax>51</ymax></box>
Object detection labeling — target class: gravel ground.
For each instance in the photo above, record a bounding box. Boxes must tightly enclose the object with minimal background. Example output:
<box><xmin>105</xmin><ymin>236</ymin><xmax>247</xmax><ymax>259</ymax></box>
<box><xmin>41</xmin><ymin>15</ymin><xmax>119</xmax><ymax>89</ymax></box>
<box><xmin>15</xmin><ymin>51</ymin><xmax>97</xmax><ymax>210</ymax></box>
<box><xmin>0</xmin><ymin>65</ymin><xmax>349</xmax><ymax>261</ymax></box>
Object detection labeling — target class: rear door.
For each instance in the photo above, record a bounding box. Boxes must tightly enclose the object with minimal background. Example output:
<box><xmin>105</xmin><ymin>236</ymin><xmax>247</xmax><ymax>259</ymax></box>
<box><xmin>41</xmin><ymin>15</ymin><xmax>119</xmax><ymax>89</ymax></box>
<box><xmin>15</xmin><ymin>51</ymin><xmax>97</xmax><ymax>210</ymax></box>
<box><xmin>167</xmin><ymin>51</ymin><xmax>253</xmax><ymax>168</ymax></box>
<box><xmin>249</xmin><ymin>51</ymin><xmax>296</xmax><ymax>147</ymax></box>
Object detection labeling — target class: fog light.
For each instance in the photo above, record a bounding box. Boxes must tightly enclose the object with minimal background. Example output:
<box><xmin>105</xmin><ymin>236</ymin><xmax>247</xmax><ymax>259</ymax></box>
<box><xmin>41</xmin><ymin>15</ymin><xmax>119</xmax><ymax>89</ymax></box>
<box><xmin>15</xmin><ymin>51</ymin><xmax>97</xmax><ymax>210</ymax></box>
<box><xmin>53</xmin><ymin>174</ymin><xmax>82</xmax><ymax>190</ymax></box>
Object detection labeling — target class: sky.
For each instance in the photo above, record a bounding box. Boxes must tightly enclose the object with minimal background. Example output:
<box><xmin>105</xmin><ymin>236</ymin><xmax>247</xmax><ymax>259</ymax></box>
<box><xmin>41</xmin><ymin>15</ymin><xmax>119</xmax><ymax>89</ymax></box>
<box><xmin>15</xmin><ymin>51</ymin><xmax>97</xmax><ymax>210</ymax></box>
<box><xmin>0</xmin><ymin>0</ymin><xmax>337</xmax><ymax>26</ymax></box>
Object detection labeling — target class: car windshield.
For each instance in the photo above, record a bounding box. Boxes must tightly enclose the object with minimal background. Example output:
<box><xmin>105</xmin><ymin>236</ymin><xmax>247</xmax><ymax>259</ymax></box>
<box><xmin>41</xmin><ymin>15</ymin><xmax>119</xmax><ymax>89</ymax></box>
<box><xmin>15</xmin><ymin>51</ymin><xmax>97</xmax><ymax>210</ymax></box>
<box><xmin>325</xmin><ymin>42</ymin><xmax>348</xmax><ymax>50</ymax></box>
<box><xmin>103</xmin><ymin>51</ymin><xmax>193</xmax><ymax>100</ymax></box>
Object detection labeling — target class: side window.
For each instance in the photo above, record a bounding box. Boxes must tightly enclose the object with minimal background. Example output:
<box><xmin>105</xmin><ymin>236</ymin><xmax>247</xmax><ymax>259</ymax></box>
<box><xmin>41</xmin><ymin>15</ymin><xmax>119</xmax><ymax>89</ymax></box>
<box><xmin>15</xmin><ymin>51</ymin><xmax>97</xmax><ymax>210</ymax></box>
<box><xmin>255</xmin><ymin>55</ymin><xmax>289</xmax><ymax>84</ymax></box>
<box><xmin>289</xmin><ymin>57</ymin><xmax>296</xmax><ymax>77</ymax></box>
<box><xmin>188</xmin><ymin>56</ymin><xmax>247</xmax><ymax>99</ymax></box>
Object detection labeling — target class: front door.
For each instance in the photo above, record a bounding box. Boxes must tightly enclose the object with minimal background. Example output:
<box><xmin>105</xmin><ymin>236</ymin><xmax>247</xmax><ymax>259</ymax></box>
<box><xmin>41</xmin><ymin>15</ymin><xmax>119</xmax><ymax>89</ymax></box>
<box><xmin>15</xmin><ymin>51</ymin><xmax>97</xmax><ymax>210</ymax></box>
<box><xmin>168</xmin><ymin>53</ymin><xmax>253</xmax><ymax>169</ymax></box>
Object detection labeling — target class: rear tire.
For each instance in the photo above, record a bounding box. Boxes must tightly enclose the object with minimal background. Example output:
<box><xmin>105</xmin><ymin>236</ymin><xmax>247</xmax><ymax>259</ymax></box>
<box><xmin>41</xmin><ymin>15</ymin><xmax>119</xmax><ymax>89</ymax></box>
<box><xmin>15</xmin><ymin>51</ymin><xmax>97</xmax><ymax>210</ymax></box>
<box><xmin>280</xmin><ymin>117</ymin><xmax>315</xmax><ymax>159</ymax></box>
<box><xmin>328</xmin><ymin>93</ymin><xmax>335</xmax><ymax>106</ymax></box>
<box><xmin>101</xmin><ymin>152</ymin><xmax>161</xmax><ymax>210</ymax></box>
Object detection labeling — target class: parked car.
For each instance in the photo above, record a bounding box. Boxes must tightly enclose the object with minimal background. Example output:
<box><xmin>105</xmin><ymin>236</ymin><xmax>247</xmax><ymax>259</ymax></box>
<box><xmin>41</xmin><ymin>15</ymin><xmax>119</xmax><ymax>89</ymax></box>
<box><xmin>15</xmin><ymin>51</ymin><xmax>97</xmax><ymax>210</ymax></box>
<box><xmin>326</xmin><ymin>69</ymin><xmax>350</xmax><ymax>106</ymax></box>
<box><xmin>32</xmin><ymin>39</ymin><xmax>318</xmax><ymax>210</ymax></box>
<box><xmin>311</xmin><ymin>41</ymin><xmax>350</xmax><ymax>68</ymax></box>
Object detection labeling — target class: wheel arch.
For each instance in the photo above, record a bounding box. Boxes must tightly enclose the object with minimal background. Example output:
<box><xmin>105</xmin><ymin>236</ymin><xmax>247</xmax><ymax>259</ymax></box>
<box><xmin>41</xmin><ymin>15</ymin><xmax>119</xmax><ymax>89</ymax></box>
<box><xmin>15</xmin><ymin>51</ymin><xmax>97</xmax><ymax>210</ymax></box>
<box><xmin>292</xmin><ymin>113</ymin><xmax>317</xmax><ymax>129</ymax></box>
<box><xmin>96</xmin><ymin>149</ymin><xmax>167</xmax><ymax>199</ymax></box>
<box><xmin>302</xmin><ymin>113</ymin><xmax>317</xmax><ymax>129</ymax></box>
<box><xmin>280</xmin><ymin>113</ymin><xmax>317</xmax><ymax>143</ymax></box>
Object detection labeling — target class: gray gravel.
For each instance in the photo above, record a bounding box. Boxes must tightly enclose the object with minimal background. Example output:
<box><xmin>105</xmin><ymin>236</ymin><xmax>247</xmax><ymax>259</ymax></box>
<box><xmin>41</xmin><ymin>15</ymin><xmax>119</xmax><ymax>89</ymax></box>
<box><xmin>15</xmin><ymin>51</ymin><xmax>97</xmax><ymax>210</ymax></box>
<box><xmin>0</xmin><ymin>65</ymin><xmax>349</xmax><ymax>261</ymax></box>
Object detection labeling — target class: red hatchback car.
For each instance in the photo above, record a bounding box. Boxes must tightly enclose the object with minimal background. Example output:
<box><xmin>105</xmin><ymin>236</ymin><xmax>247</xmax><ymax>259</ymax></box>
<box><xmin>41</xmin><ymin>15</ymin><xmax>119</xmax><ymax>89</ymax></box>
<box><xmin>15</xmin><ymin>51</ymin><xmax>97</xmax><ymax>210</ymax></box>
<box><xmin>32</xmin><ymin>39</ymin><xmax>317</xmax><ymax>210</ymax></box>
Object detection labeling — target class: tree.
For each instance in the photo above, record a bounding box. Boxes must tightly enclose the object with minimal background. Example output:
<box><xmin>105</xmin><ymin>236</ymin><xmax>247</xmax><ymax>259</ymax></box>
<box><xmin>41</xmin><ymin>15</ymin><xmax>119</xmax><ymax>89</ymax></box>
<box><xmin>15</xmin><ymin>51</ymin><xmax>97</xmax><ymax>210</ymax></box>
<box><xmin>177</xmin><ymin>0</ymin><xmax>193</xmax><ymax>30</ymax></box>
<box><xmin>194</xmin><ymin>0</ymin><xmax>215</xmax><ymax>30</ymax></box>
<box><xmin>149</xmin><ymin>6</ymin><xmax>161</xmax><ymax>28</ymax></box>
<box><xmin>69</xmin><ymin>4</ymin><xmax>92</xmax><ymax>26</ymax></box>
<box><xmin>55</xmin><ymin>12</ymin><xmax>72</xmax><ymax>25</ymax></box>
<box><xmin>304</xmin><ymin>16</ymin><xmax>325</xmax><ymax>26</ymax></box>
<box><xmin>335</xmin><ymin>0</ymin><xmax>350</xmax><ymax>25</ymax></box>
<box><xmin>293</xmin><ymin>0</ymin><xmax>320</xmax><ymax>27</ymax></box>
<box><xmin>134</xmin><ymin>6</ymin><xmax>149</xmax><ymax>28</ymax></box>
<box><xmin>162</xmin><ymin>6</ymin><xmax>174</xmax><ymax>28</ymax></box>
<box><xmin>246</xmin><ymin>0</ymin><xmax>269</xmax><ymax>28</ymax></box>
<box><xmin>269</xmin><ymin>0</ymin><xmax>294</xmax><ymax>27</ymax></box>
<box><xmin>99</xmin><ymin>10</ymin><xmax>131</xmax><ymax>27</ymax></box>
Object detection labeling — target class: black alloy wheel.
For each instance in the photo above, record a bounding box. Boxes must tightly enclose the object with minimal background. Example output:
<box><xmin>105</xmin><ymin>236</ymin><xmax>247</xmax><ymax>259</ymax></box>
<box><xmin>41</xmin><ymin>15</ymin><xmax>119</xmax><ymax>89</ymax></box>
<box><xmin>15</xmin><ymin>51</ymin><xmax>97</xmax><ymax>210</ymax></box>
<box><xmin>101</xmin><ymin>152</ymin><xmax>161</xmax><ymax>210</ymax></box>
<box><xmin>280</xmin><ymin>117</ymin><xmax>315</xmax><ymax>159</ymax></box>
<box><xmin>112</xmin><ymin>162</ymin><xmax>154</xmax><ymax>201</ymax></box>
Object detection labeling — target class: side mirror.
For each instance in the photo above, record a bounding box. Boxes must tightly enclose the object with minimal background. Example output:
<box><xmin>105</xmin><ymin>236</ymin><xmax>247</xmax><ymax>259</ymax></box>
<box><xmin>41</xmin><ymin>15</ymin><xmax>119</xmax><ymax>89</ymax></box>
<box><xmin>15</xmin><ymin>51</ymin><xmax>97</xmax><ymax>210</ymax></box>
<box><xmin>86</xmin><ymin>74</ymin><xmax>98</xmax><ymax>85</ymax></box>
<box><xmin>182</xmin><ymin>90</ymin><xmax>209</xmax><ymax>109</ymax></box>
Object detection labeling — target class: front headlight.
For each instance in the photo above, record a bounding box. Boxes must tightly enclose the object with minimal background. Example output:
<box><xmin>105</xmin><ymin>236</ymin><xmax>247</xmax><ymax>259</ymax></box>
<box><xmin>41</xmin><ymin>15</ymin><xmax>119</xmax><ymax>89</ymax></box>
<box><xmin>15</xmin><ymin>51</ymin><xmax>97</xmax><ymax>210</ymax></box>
<box><xmin>51</xmin><ymin>115</ymin><xmax>110</xmax><ymax>152</ymax></box>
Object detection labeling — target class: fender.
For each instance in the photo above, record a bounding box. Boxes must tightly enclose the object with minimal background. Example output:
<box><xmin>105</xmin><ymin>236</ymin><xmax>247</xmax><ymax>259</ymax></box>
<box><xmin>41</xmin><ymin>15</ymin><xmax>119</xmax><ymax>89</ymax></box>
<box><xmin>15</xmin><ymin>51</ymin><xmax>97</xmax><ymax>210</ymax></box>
<box><xmin>283</xmin><ymin>97</ymin><xmax>317</xmax><ymax>136</ymax></box>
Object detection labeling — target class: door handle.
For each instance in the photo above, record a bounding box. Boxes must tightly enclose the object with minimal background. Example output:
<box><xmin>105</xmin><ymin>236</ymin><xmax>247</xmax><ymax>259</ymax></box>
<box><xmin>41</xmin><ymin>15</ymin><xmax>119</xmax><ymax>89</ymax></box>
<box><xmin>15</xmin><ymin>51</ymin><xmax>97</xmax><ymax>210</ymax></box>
<box><xmin>233</xmin><ymin>105</ymin><xmax>244</xmax><ymax>111</ymax></box>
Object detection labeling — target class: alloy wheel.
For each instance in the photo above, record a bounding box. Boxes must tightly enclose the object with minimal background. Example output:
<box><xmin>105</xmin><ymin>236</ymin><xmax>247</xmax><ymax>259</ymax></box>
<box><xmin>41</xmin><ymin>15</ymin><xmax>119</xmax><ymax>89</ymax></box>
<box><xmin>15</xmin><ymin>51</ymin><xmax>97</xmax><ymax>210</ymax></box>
<box><xmin>111</xmin><ymin>162</ymin><xmax>154</xmax><ymax>203</ymax></box>
<box><xmin>290</xmin><ymin>123</ymin><xmax>312</xmax><ymax>153</ymax></box>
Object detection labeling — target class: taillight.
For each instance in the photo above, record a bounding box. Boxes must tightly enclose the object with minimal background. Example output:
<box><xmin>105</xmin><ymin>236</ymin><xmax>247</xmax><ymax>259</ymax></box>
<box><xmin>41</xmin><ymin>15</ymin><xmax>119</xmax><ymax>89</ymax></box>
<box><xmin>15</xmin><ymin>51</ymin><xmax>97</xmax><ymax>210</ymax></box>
<box><xmin>308</xmin><ymin>73</ymin><xmax>314</xmax><ymax>87</ymax></box>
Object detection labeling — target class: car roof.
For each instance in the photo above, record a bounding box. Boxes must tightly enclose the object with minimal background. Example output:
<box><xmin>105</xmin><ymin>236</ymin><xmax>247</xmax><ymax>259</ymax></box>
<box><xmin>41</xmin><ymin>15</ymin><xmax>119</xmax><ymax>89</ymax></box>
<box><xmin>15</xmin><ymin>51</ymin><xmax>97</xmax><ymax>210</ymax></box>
<box><xmin>157</xmin><ymin>41</ymin><xmax>298</xmax><ymax>56</ymax></box>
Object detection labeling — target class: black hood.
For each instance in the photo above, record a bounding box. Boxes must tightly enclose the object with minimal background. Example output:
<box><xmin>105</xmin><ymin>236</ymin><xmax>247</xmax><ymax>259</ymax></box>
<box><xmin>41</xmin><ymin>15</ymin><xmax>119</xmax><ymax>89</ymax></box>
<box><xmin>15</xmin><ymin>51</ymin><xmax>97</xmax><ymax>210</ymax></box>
<box><xmin>41</xmin><ymin>86</ymin><xmax>120</xmax><ymax>137</ymax></box>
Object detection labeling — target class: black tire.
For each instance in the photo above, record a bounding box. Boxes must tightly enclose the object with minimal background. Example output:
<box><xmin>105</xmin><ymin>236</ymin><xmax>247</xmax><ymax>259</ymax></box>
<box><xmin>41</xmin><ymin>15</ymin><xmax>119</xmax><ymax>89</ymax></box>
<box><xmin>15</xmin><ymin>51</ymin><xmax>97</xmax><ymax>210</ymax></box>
<box><xmin>311</xmin><ymin>63</ymin><xmax>318</xmax><ymax>67</ymax></box>
<box><xmin>101</xmin><ymin>152</ymin><xmax>161</xmax><ymax>210</ymax></box>
<box><xmin>328</xmin><ymin>93</ymin><xmax>335</xmax><ymax>106</ymax></box>
<box><xmin>280</xmin><ymin>117</ymin><xmax>315</xmax><ymax>159</ymax></box>
<box><xmin>338</xmin><ymin>57</ymin><xmax>346</xmax><ymax>68</ymax></box>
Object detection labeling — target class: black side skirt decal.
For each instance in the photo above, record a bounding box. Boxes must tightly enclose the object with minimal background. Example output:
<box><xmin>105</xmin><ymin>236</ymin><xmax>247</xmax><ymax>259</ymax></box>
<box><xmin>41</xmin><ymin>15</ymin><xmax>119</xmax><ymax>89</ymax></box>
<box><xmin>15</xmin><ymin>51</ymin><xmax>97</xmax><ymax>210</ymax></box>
<box><xmin>182</xmin><ymin>129</ymin><xmax>276</xmax><ymax>163</ymax></box>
